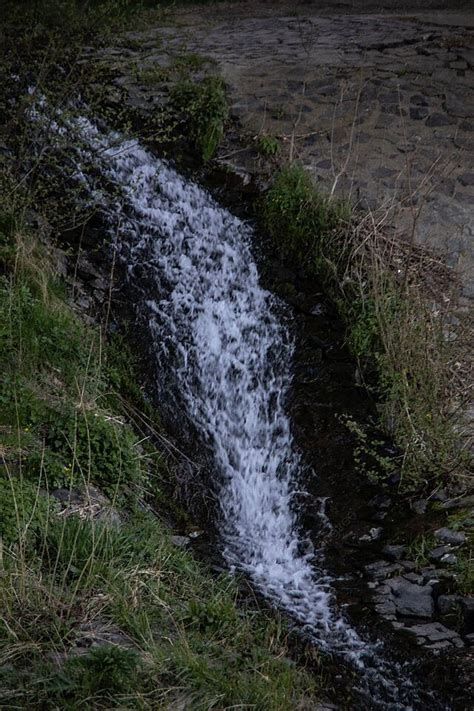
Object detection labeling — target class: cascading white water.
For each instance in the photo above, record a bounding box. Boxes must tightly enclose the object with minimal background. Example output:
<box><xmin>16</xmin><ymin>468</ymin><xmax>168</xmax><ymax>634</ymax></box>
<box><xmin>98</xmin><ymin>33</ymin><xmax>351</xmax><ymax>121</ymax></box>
<box><xmin>33</xmin><ymin>101</ymin><xmax>446</xmax><ymax>707</ymax></box>
<box><xmin>69</xmin><ymin>116</ymin><xmax>364</xmax><ymax>656</ymax></box>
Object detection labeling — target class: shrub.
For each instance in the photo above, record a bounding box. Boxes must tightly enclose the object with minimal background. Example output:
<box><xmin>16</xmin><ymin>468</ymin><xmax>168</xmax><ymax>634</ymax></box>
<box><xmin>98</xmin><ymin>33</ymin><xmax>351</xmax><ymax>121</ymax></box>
<box><xmin>170</xmin><ymin>76</ymin><xmax>228</xmax><ymax>161</ymax></box>
<box><xmin>262</xmin><ymin>165</ymin><xmax>350</xmax><ymax>264</ymax></box>
<box><xmin>257</xmin><ymin>133</ymin><xmax>280</xmax><ymax>157</ymax></box>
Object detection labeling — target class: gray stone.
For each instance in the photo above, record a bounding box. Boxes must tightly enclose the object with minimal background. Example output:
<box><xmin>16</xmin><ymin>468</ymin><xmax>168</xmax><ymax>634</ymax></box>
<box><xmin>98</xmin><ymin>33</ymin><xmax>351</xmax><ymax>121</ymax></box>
<box><xmin>382</xmin><ymin>544</ymin><xmax>406</xmax><ymax>561</ymax></box>
<box><xmin>400</xmin><ymin>560</ymin><xmax>417</xmax><ymax>571</ymax></box>
<box><xmin>359</xmin><ymin>527</ymin><xmax>383</xmax><ymax>543</ymax></box>
<box><xmin>434</xmin><ymin>527</ymin><xmax>466</xmax><ymax>545</ymax></box>
<box><xmin>387</xmin><ymin>577</ymin><xmax>434</xmax><ymax>618</ymax></box>
<box><xmin>425</xmin><ymin>641</ymin><xmax>452</xmax><ymax>651</ymax></box>
<box><xmin>458</xmin><ymin>172</ymin><xmax>474</xmax><ymax>187</ymax></box>
<box><xmin>408</xmin><ymin>621</ymin><xmax>461</xmax><ymax>644</ymax></box>
<box><xmin>411</xmin><ymin>499</ymin><xmax>427</xmax><ymax>514</ymax></box>
<box><xmin>403</xmin><ymin>572</ymin><xmax>424</xmax><ymax>585</ymax></box>
<box><xmin>421</xmin><ymin>567</ymin><xmax>454</xmax><ymax>584</ymax></box>
<box><xmin>437</xmin><ymin>594</ymin><xmax>460</xmax><ymax>615</ymax></box>
<box><xmin>428</xmin><ymin>545</ymin><xmax>452</xmax><ymax>562</ymax></box>
<box><xmin>410</xmin><ymin>106</ymin><xmax>429</xmax><ymax>120</ymax></box>
<box><xmin>459</xmin><ymin>597</ymin><xmax>474</xmax><ymax>628</ymax></box>
<box><xmin>425</xmin><ymin>113</ymin><xmax>454</xmax><ymax>127</ymax></box>
<box><xmin>440</xmin><ymin>553</ymin><xmax>457</xmax><ymax>565</ymax></box>
<box><xmin>464</xmin><ymin>633</ymin><xmax>474</xmax><ymax>646</ymax></box>
<box><xmin>410</xmin><ymin>93</ymin><xmax>429</xmax><ymax>106</ymax></box>
<box><xmin>364</xmin><ymin>561</ymin><xmax>403</xmax><ymax>581</ymax></box>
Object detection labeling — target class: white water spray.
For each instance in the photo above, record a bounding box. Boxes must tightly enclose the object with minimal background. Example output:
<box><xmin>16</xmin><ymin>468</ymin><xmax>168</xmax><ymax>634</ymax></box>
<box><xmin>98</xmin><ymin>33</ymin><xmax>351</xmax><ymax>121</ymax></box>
<box><xmin>31</xmin><ymin>101</ymin><xmax>445</xmax><ymax>706</ymax></box>
<box><xmin>70</xmin><ymin>116</ymin><xmax>363</xmax><ymax>654</ymax></box>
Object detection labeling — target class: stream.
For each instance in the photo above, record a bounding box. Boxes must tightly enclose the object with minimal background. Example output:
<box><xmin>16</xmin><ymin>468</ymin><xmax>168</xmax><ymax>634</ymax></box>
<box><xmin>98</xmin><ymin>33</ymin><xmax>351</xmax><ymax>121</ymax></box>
<box><xmin>39</xmin><ymin>107</ymin><xmax>454</xmax><ymax>709</ymax></box>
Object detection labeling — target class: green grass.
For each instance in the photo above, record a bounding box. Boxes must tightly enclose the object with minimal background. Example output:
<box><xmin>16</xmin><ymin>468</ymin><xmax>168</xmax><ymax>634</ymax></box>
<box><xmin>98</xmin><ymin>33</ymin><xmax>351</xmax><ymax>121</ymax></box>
<box><xmin>263</xmin><ymin>165</ymin><xmax>471</xmax><ymax>490</ymax></box>
<box><xmin>0</xmin><ymin>203</ymin><xmax>322</xmax><ymax>707</ymax></box>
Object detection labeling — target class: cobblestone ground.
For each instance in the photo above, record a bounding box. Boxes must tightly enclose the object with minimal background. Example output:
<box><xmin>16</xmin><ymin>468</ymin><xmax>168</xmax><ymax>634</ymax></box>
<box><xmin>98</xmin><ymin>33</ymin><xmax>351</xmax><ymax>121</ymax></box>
<box><xmin>128</xmin><ymin>2</ymin><xmax>474</xmax><ymax>296</ymax></box>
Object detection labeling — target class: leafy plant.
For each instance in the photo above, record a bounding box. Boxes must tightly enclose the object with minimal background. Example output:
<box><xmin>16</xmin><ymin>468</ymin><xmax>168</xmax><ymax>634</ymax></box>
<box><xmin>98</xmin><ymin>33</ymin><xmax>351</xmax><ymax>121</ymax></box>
<box><xmin>170</xmin><ymin>76</ymin><xmax>228</xmax><ymax>161</ymax></box>
<box><xmin>257</xmin><ymin>133</ymin><xmax>280</xmax><ymax>157</ymax></box>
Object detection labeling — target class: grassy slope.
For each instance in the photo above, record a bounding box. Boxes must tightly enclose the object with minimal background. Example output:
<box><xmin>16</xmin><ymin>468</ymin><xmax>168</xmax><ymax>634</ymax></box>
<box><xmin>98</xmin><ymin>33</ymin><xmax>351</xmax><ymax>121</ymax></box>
<box><xmin>262</xmin><ymin>166</ymin><xmax>472</xmax><ymax>492</ymax></box>
<box><xmin>0</xmin><ymin>214</ymin><xmax>321</xmax><ymax>708</ymax></box>
<box><xmin>0</xmin><ymin>7</ymin><xmax>321</xmax><ymax>707</ymax></box>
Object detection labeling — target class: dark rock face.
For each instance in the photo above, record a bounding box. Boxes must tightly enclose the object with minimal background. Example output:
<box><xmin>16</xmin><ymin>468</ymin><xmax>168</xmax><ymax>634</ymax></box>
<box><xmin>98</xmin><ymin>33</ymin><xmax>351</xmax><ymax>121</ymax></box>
<box><xmin>437</xmin><ymin>594</ymin><xmax>461</xmax><ymax>616</ymax></box>
<box><xmin>408</xmin><ymin>622</ymin><xmax>464</xmax><ymax>650</ymax></box>
<box><xmin>387</xmin><ymin>576</ymin><xmax>435</xmax><ymax>618</ymax></box>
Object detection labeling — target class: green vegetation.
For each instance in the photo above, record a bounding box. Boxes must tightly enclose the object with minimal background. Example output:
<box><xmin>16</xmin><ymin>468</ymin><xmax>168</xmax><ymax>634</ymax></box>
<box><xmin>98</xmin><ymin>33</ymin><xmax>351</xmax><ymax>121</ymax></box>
<box><xmin>0</xmin><ymin>3</ymin><xmax>322</xmax><ymax>705</ymax></box>
<box><xmin>0</xmin><ymin>207</ymin><xmax>322</xmax><ymax>707</ymax></box>
<box><xmin>257</xmin><ymin>133</ymin><xmax>281</xmax><ymax>157</ymax></box>
<box><xmin>263</xmin><ymin>165</ymin><xmax>471</xmax><ymax>491</ymax></box>
<box><xmin>170</xmin><ymin>76</ymin><xmax>228</xmax><ymax>162</ymax></box>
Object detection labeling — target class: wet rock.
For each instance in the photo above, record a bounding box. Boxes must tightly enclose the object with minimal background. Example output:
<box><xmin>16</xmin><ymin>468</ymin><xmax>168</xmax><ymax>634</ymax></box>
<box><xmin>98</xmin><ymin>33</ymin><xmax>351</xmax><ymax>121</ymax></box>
<box><xmin>407</xmin><ymin>622</ymin><xmax>464</xmax><ymax>648</ymax></box>
<box><xmin>387</xmin><ymin>576</ymin><xmax>434</xmax><ymax>618</ymax></box>
<box><xmin>440</xmin><ymin>553</ymin><xmax>457</xmax><ymax>565</ymax></box>
<box><xmin>434</xmin><ymin>527</ymin><xmax>466</xmax><ymax>545</ymax></box>
<box><xmin>428</xmin><ymin>545</ymin><xmax>452</xmax><ymax>563</ymax></box>
<box><xmin>358</xmin><ymin>527</ymin><xmax>383</xmax><ymax>543</ymax></box>
<box><xmin>465</xmin><ymin>633</ymin><xmax>474</xmax><ymax>646</ymax></box>
<box><xmin>382</xmin><ymin>544</ymin><xmax>406</xmax><ymax>561</ymax></box>
<box><xmin>364</xmin><ymin>561</ymin><xmax>403</xmax><ymax>581</ymax></box>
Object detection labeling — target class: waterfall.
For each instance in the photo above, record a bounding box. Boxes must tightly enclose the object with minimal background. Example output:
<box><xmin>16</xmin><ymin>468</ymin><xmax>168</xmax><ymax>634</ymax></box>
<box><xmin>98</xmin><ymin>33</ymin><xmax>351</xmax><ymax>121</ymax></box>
<box><xmin>33</xmin><ymin>104</ymin><xmax>445</xmax><ymax>709</ymax></box>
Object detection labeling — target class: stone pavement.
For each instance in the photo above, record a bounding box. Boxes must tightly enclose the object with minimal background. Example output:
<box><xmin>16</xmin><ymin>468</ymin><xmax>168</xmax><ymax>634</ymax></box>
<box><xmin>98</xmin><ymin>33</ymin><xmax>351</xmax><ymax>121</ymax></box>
<box><xmin>127</xmin><ymin>4</ymin><xmax>474</xmax><ymax>296</ymax></box>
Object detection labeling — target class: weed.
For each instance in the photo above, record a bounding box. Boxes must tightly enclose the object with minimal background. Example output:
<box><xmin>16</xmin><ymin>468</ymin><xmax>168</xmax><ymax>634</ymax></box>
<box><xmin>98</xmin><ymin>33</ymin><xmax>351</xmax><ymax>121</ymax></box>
<box><xmin>170</xmin><ymin>76</ymin><xmax>228</xmax><ymax>161</ymax></box>
<box><xmin>50</xmin><ymin>644</ymin><xmax>141</xmax><ymax>701</ymax></box>
<box><xmin>257</xmin><ymin>133</ymin><xmax>280</xmax><ymax>157</ymax></box>
<box><xmin>263</xmin><ymin>165</ymin><xmax>472</xmax><ymax>490</ymax></box>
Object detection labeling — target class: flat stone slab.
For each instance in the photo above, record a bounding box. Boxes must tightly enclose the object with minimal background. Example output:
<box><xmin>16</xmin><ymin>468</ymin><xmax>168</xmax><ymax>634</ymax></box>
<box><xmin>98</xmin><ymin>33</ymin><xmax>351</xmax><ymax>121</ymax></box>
<box><xmin>136</xmin><ymin>8</ymin><xmax>474</xmax><ymax>296</ymax></box>
<box><xmin>387</xmin><ymin>576</ymin><xmax>435</xmax><ymax>618</ymax></box>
